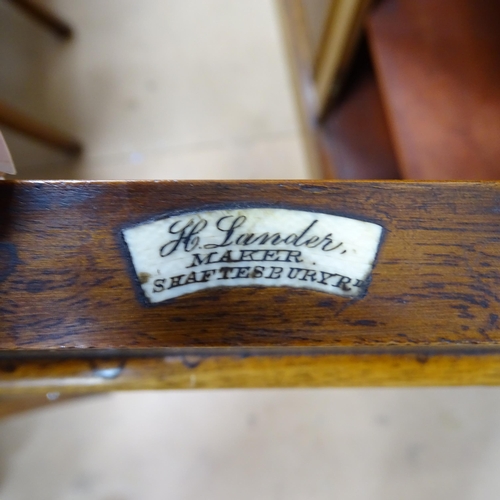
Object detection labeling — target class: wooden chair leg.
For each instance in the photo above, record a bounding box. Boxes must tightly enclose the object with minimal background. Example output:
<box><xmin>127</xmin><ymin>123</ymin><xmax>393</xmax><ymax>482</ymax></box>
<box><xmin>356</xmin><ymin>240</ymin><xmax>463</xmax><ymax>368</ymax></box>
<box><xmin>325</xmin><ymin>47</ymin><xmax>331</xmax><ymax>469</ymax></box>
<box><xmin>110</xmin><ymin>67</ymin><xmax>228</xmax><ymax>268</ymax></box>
<box><xmin>0</xmin><ymin>100</ymin><xmax>82</xmax><ymax>156</ymax></box>
<box><xmin>5</xmin><ymin>0</ymin><xmax>73</xmax><ymax>39</ymax></box>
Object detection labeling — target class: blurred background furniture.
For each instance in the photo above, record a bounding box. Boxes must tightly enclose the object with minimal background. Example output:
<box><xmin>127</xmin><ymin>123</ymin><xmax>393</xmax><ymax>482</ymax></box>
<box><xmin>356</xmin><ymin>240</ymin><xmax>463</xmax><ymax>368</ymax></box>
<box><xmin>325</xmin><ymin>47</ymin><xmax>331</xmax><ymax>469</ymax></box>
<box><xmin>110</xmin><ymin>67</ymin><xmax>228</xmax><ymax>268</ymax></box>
<box><xmin>0</xmin><ymin>0</ymin><xmax>81</xmax><ymax>156</ymax></box>
<box><xmin>0</xmin><ymin>130</ymin><xmax>15</xmax><ymax>176</ymax></box>
<box><xmin>6</xmin><ymin>0</ymin><xmax>73</xmax><ymax>38</ymax></box>
<box><xmin>278</xmin><ymin>0</ymin><xmax>500</xmax><ymax>180</ymax></box>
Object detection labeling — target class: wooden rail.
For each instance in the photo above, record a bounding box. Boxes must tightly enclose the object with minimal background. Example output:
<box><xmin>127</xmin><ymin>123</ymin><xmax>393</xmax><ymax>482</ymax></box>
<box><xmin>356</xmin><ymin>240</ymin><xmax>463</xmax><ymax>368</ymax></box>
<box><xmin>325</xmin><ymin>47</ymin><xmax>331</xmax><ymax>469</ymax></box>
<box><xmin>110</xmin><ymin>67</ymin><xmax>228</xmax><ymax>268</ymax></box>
<box><xmin>1</xmin><ymin>180</ymin><xmax>500</xmax><ymax>391</ymax></box>
<box><xmin>5</xmin><ymin>0</ymin><xmax>73</xmax><ymax>39</ymax></box>
<box><xmin>0</xmin><ymin>101</ymin><xmax>82</xmax><ymax>156</ymax></box>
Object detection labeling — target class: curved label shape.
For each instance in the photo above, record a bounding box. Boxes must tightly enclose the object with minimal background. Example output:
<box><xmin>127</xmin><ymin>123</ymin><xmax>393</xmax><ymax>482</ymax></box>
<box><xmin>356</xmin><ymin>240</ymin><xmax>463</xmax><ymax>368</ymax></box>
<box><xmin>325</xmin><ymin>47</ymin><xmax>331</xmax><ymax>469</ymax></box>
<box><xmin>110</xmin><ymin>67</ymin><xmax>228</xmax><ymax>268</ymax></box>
<box><xmin>122</xmin><ymin>208</ymin><xmax>383</xmax><ymax>303</ymax></box>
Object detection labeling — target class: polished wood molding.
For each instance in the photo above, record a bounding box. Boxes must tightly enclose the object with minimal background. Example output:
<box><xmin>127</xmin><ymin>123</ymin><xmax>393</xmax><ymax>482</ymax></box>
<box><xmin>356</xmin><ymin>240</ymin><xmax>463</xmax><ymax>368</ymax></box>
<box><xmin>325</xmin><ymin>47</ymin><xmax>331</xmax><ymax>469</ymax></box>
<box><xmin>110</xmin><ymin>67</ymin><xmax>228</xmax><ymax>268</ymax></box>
<box><xmin>276</xmin><ymin>0</ymin><xmax>324</xmax><ymax>177</ymax></box>
<box><xmin>3</xmin><ymin>346</ymin><xmax>500</xmax><ymax>394</ymax></box>
<box><xmin>314</xmin><ymin>0</ymin><xmax>372</xmax><ymax>112</ymax></box>
<box><xmin>2</xmin><ymin>180</ymin><xmax>500</xmax><ymax>390</ymax></box>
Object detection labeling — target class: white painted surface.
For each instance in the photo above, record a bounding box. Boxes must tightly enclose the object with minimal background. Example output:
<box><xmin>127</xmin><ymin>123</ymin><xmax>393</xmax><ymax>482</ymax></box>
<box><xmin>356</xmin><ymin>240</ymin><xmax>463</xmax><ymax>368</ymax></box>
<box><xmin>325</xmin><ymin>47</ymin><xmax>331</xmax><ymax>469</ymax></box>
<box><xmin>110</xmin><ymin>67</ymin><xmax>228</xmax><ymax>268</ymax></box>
<box><xmin>123</xmin><ymin>208</ymin><xmax>382</xmax><ymax>302</ymax></box>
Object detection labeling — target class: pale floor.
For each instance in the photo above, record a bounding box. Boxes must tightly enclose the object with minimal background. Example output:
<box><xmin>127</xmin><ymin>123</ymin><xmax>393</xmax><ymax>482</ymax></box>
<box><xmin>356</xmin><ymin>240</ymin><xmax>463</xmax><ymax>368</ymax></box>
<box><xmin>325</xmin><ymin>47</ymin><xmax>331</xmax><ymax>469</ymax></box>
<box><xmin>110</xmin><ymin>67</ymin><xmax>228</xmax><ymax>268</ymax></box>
<box><xmin>0</xmin><ymin>0</ymin><xmax>308</xmax><ymax>179</ymax></box>
<box><xmin>1</xmin><ymin>1</ymin><xmax>500</xmax><ymax>500</ymax></box>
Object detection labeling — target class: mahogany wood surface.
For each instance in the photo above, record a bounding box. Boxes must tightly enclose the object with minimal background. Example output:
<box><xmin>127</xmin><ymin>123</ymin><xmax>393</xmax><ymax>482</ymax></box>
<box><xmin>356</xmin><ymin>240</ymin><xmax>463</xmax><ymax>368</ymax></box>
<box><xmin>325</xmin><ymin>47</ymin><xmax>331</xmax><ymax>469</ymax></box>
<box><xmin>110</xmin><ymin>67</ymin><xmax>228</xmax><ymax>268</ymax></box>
<box><xmin>321</xmin><ymin>43</ymin><xmax>400</xmax><ymax>179</ymax></box>
<box><xmin>277</xmin><ymin>0</ymin><xmax>398</xmax><ymax>179</ymax></box>
<box><xmin>1</xmin><ymin>180</ymin><xmax>500</xmax><ymax>389</ymax></box>
<box><xmin>367</xmin><ymin>0</ymin><xmax>500</xmax><ymax>180</ymax></box>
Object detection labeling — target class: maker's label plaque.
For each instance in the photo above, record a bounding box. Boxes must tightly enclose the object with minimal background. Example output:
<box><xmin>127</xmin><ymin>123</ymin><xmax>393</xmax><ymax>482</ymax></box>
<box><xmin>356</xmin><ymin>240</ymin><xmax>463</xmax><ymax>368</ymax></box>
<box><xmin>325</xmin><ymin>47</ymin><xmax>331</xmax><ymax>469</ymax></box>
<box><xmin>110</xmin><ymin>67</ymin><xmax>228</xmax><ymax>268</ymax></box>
<box><xmin>123</xmin><ymin>208</ymin><xmax>383</xmax><ymax>303</ymax></box>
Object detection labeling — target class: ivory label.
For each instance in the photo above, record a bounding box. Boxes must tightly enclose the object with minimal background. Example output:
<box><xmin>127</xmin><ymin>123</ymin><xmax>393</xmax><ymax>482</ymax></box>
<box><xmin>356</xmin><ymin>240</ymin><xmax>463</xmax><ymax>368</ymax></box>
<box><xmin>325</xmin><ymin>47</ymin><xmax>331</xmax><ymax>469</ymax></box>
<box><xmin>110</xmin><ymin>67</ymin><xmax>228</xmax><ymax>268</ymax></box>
<box><xmin>122</xmin><ymin>208</ymin><xmax>383</xmax><ymax>303</ymax></box>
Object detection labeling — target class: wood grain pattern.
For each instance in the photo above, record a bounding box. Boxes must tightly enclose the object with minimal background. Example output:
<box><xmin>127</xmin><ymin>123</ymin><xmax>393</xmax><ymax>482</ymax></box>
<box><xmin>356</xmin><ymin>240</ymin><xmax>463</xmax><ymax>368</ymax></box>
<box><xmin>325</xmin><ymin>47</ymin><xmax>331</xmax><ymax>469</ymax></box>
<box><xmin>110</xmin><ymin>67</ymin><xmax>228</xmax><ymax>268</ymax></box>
<box><xmin>2</xmin><ymin>347</ymin><xmax>500</xmax><ymax>394</ymax></box>
<box><xmin>1</xmin><ymin>180</ymin><xmax>500</xmax><ymax>389</ymax></box>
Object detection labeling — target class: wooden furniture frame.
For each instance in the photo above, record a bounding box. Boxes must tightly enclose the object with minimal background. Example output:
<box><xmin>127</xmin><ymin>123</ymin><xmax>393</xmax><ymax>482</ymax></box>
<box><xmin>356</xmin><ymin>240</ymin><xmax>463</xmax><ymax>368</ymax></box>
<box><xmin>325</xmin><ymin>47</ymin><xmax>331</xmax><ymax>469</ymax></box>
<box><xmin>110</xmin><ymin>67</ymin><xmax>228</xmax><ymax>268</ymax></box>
<box><xmin>2</xmin><ymin>180</ymin><xmax>500</xmax><ymax>393</ymax></box>
<box><xmin>0</xmin><ymin>101</ymin><xmax>82</xmax><ymax>156</ymax></box>
<box><xmin>5</xmin><ymin>0</ymin><xmax>73</xmax><ymax>39</ymax></box>
<box><xmin>277</xmin><ymin>0</ymin><xmax>372</xmax><ymax>178</ymax></box>
<box><xmin>0</xmin><ymin>0</ymin><xmax>82</xmax><ymax>156</ymax></box>
<box><xmin>279</xmin><ymin>0</ymin><xmax>500</xmax><ymax>181</ymax></box>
